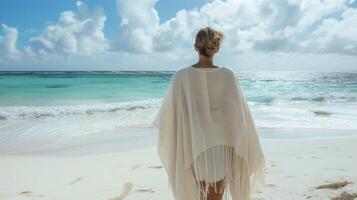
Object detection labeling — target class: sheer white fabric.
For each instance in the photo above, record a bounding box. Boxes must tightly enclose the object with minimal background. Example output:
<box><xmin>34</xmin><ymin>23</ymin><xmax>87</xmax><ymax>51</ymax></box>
<box><xmin>152</xmin><ymin>65</ymin><xmax>265</xmax><ymax>200</ymax></box>
<box><xmin>192</xmin><ymin>144</ymin><xmax>231</xmax><ymax>182</ymax></box>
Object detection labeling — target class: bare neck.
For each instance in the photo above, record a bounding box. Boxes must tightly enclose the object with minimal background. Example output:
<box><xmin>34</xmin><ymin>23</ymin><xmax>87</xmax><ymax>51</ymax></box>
<box><xmin>193</xmin><ymin>54</ymin><xmax>217</xmax><ymax>68</ymax></box>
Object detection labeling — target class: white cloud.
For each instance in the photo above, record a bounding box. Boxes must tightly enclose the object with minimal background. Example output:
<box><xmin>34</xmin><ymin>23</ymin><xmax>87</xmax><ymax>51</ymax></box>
<box><xmin>27</xmin><ymin>1</ymin><xmax>108</xmax><ymax>58</ymax></box>
<box><xmin>306</xmin><ymin>8</ymin><xmax>357</xmax><ymax>54</ymax></box>
<box><xmin>113</xmin><ymin>0</ymin><xmax>357</xmax><ymax>56</ymax></box>
<box><xmin>1</xmin><ymin>0</ymin><xmax>357</xmax><ymax>71</ymax></box>
<box><xmin>0</xmin><ymin>24</ymin><xmax>21</xmax><ymax>61</ymax></box>
<box><xmin>111</xmin><ymin>0</ymin><xmax>160</xmax><ymax>53</ymax></box>
<box><xmin>294</xmin><ymin>0</ymin><xmax>347</xmax><ymax>32</ymax></box>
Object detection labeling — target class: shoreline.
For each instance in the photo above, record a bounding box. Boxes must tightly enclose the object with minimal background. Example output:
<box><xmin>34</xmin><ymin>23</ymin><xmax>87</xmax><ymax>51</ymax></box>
<box><xmin>1</xmin><ymin>127</ymin><xmax>357</xmax><ymax>157</ymax></box>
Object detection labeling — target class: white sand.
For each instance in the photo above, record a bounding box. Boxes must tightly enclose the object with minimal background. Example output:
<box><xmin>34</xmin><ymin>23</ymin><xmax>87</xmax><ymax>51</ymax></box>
<box><xmin>1</xmin><ymin>128</ymin><xmax>357</xmax><ymax>200</ymax></box>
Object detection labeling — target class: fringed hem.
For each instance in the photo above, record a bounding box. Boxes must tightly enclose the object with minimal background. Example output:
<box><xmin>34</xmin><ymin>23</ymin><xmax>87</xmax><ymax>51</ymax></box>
<box><xmin>248</xmin><ymin>158</ymin><xmax>266</xmax><ymax>199</ymax></box>
<box><xmin>191</xmin><ymin>145</ymin><xmax>265</xmax><ymax>200</ymax></box>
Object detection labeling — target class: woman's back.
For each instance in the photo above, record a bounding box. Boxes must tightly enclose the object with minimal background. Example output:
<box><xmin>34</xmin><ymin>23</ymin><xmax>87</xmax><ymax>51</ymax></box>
<box><xmin>175</xmin><ymin>65</ymin><xmax>243</xmax><ymax>144</ymax></box>
<box><xmin>152</xmin><ymin>27</ymin><xmax>265</xmax><ymax>200</ymax></box>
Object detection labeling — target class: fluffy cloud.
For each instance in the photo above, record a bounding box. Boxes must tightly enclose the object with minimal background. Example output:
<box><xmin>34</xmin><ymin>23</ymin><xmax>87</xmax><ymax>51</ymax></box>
<box><xmin>1</xmin><ymin>0</ymin><xmax>357</xmax><ymax>70</ymax></box>
<box><xmin>0</xmin><ymin>24</ymin><xmax>21</xmax><ymax>60</ymax></box>
<box><xmin>27</xmin><ymin>1</ymin><xmax>108</xmax><ymax>58</ymax></box>
<box><xmin>306</xmin><ymin>8</ymin><xmax>357</xmax><ymax>54</ymax></box>
<box><xmin>112</xmin><ymin>0</ymin><xmax>260</xmax><ymax>53</ymax></box>
<box><xmin>111</xmin><ymin>0</ymin><xmax>160</xmax><ymax>53</ymax></box>
<box><xmin>113</xmin><ymin>0</ymin><xmax>357</xmax><ymax>55</ymax></box>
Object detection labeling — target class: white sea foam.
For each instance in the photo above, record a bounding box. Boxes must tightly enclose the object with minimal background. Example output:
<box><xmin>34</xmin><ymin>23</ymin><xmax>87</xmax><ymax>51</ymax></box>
<box><xmin>0</xmin><ymin>98</ymin><xmax>356</xmax><ymax>134</ymax></box>
<box><xmin>0</xmin><ymin>99</ymin><xmax>162</xmax><ymax>120</ymax></box>
<box><xmin>1</xmin><ymin>99</ymin><xmax>357</xmax><ymax>153</ymax></box>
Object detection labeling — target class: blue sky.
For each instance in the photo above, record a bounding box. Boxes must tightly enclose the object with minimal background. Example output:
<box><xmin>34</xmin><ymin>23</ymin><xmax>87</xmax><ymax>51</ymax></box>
<box><xmin>0</xmin><ymin>0</ymin><xmax>356</xmax><ymax>71</ymax></box>
<box><xmin>0</xmin><ymin>0</ymin><xmax>208</xmax><ymax>45</ymax></box>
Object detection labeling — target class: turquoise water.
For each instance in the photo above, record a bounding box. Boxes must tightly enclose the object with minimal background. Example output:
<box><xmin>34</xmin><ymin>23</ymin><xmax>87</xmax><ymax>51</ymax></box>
<box><xmin>0</xmin><ymin>72</ymin><xmax>171</xmax><ymax>106</ymax></box>
<box><xmin>1</xmin><ymin>71</ymin><xmax>356</xmax><ymax>107</ymax></box>
<box><xmin>0</xmin><ymin>70</ymin><xmax>356</xmax><ymax>149</ymax></box>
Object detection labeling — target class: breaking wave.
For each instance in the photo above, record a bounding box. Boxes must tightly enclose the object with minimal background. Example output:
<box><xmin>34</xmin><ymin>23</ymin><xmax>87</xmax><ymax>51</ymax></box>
<box><xmin>0</xmin><ymin>99</ymin><xmax>162</xmax><ymax>120</ymax></box>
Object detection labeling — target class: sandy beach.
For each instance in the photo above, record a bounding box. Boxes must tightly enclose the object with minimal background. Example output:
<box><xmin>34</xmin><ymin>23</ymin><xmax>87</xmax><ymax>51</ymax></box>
<box><xmin>1</xmin><ymin>127</ymin><xmax>356</xmax><ymax>200</ymax></box>
<box><xmin>1</xmin><ymin>0</ymin><xmax>357</xmax><ymax>199</ymax></box>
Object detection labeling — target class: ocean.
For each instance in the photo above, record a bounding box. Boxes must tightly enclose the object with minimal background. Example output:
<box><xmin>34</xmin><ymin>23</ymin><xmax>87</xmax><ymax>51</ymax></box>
<box><xmin>0</xmin><ymin>70</ymin><xmax>357</xmax><ymax>152</ymax></box>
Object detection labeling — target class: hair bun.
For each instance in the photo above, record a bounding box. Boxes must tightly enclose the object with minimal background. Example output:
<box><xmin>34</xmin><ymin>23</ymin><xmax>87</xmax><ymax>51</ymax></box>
<box><xmin>205</xmin><ymin>37</ymin><xmax>221</xmax><ymax>57</ymax></box>
<box><xmin>195</xmin><ymin>27</ymin><xmax>224</xmax><ymax>57</ymax></box>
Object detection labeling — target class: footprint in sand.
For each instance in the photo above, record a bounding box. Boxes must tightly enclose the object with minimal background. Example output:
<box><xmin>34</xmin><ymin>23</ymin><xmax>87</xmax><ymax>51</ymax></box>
<box><xmin>262</xmin><ymin>183</ymin><xmax>276</xmax><ymax>187</ymax></box>
<box><xmin>109</xmin><ymin>182</ymin><xmax>133</xmax><ymax>200</ymax></box>
<box><xmin>332</xmin><ymin>191</ymin><xmax>357</xmax><ymax>200</ymax></box>
<box><xmin>148</xmin><ymin>166</ymin><xmax>163</xmax><ymax>169</ymax></box>
<box><xmin>305</xmin><ymin>194</ymin><xmax>318</xmax><ymax>199</ymax></box>
<box><xmin>19</xmin><ymin>191</ymin><xmax>32</xmax><ymax>195</ymax></box>
<box><xmin>18</xmin><ymin>191</ymin><xmax>44</xmax><ymax>197</ymax></box>
<box><xmin>136</xmin><ymin>189</ymin><xmax>155</xmax><ymax>193</ymax></box>
<box><xmin>132</xmin><ymin>164</ymin><xmax>141</xmax><ymax>170</ymax></box>
<box><xmin>69</xmin><ymin>177</ymin><xmax>83</xmax><ymax>185</ymax></box>
<box><xmin>316</xmin><ymin>181</ymin><xmax>352</xmax><ymax>190</ymax></box>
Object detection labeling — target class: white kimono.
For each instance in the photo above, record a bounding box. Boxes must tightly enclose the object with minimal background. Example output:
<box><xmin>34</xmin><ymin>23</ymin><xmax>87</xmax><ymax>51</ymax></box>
<box><xmin>152</xmin><ymin>65</ymin><xmax>265</xmax><ymax>200</ymax></box>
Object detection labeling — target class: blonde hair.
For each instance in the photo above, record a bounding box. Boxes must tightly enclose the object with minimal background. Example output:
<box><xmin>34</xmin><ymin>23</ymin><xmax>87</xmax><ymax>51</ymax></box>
<box><xmin>194</xmin><ymin>26</ymin><xmax>224</xmax><ymax>57</ymax></box>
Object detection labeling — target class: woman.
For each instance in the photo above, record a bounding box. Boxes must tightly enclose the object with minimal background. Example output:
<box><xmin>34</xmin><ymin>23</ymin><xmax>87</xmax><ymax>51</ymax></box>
<box><xmin>152</xmin><ymin>27</ymin><xmax>265</xmax><ymax>200</ymax></box>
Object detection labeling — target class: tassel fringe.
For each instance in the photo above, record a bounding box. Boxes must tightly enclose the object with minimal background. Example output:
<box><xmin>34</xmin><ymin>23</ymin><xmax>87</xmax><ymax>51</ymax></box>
<box><xmin>191</xmin><ymin>145</ymin><xmax>265</xmax><ymax>200</ymax></box>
